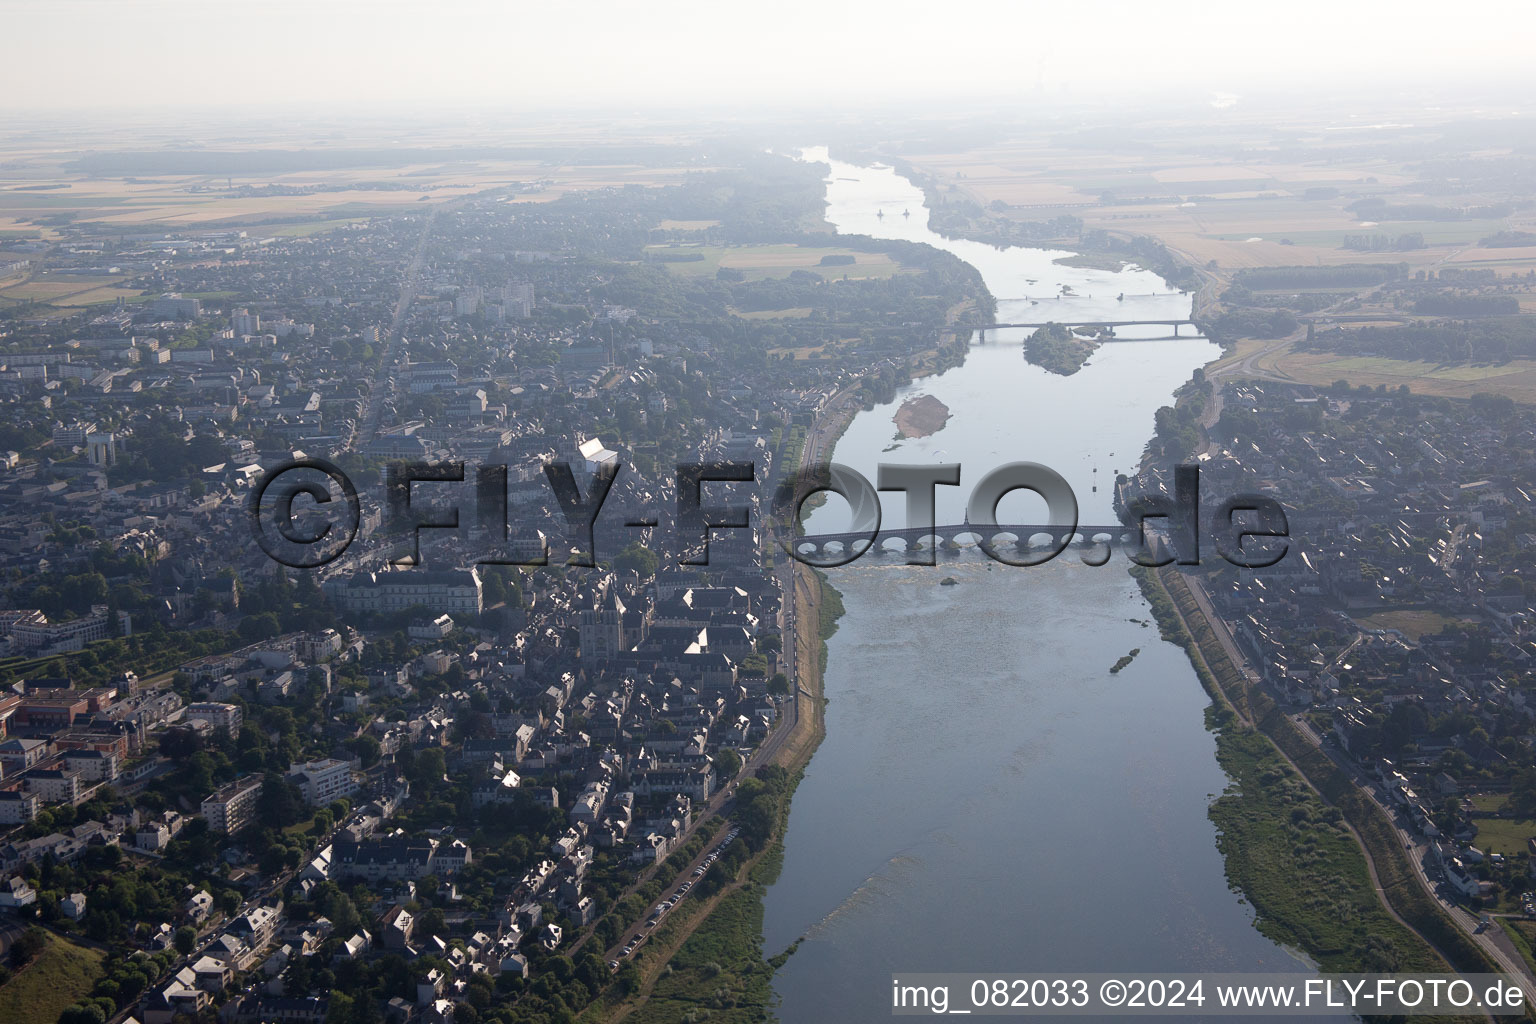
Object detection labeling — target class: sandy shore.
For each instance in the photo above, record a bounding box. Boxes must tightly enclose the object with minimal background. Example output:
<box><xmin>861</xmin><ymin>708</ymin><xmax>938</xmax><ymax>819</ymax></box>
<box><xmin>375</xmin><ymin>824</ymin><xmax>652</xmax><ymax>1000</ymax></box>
<box><xmin>893</xmin><ymin>393</ymin><xmax>951</xmax><ymax>438</ymax></box>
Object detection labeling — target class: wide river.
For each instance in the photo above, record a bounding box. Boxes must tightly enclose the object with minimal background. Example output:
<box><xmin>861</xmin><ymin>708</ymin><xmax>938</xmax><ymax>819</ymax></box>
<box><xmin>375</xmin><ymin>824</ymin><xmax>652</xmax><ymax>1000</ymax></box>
<box><xmin>758</xmin><ymin>150</ymin><xmax>1309</xmax><ymax>1020</ymax></box>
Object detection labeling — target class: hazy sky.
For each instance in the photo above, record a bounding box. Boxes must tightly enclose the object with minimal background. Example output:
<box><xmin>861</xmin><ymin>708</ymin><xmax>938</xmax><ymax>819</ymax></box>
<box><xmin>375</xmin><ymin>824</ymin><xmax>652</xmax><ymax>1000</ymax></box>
<box><xmin>6</xmin><ymin>0</ymin><xmax>1536</xmax><ymax>114</ymax></box>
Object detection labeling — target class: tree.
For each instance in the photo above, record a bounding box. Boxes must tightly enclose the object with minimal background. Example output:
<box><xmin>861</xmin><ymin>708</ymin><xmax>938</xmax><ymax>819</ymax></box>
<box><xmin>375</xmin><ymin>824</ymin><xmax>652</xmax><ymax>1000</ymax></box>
<box><xmin>479</xmin><ymin>566</ymin><xmax>522</xmax><ymax>608</ymax></box>
<box><xmin>239</xmin><ymin>612</ymin><xmax>281</xmax><ymax>642</ymax></box>
<box><xmin>1512</xmin><ymin>768</ymin><xmax>1536</xmax><ymax>818</ymax></box>
<box><xmin>419</xmin><ymin>907</ymin><xmax>447</xmax><ymax>938</ymax></box>
<box><xmin>767</xmin><ymin>672</ymin><xmax>790</xmax><ymax>696</ymax></box>
<box><xmin>613</xmin><ymin>542</ymin><xmax>658</xmax><ymax>580</ymax></box>
<box><xmin>321</xmin><ymin>887</ymin><xmax>361</xmax><ymax>935</ymax></box>
<box><xmin>327</xmin><ymin>990</ymin><xmax>356</xmax><ymax>1024</ymax></box>
<box><xmin>714</xmin><ymin>748</ymin><xmax>743</xmax><ymax>781</ymax></box>
<box><xmin>258</xmin><ymin>773</ymin><xmax>303</xmax><ymax>829</ymax></box>
<box><xmin>174</xmin><ymin>925</ymin><xmax>197</xmax><ymax>955</ymax></box>
<box><xmin>414</xmin><ymin>747</ymin><xmax>447</xmax><ymax>788</ymax></box>
<box><xmin>159</xmin><ymin>726</ymin><xmax>203</xmax><ymax>760</ymax></box>
<box><xmin>9</xmin><ymin>927</ymin><xmax>46</xmax><ymax>968</ymax></box>
<box><xmin>348</xmin><ymin>733</ymin><xmax>382</xmax><ymax>769</ymax></box>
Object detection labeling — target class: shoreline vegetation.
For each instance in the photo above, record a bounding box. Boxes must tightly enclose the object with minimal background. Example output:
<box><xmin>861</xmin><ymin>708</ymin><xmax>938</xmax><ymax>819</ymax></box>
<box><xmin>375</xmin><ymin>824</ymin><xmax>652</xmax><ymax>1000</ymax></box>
<box><xmin>1109</xmin><ymin>648</ymin><xmax>1140</xmax><ymax>674</ymax></box>
<box><xmin>1133</xmin><ymin>565</ymin><xmax>1507</xmax><ymax>997</ymax></box>
<box><xmin>1052</xmin><ymin>252</ymin><xmax>1138</xmax><ymax>272</ymax></box>
<box><xmin>1025</xmin><ymin>322</ymin><xmax>1100</xmax><ymax>376</ymax></box>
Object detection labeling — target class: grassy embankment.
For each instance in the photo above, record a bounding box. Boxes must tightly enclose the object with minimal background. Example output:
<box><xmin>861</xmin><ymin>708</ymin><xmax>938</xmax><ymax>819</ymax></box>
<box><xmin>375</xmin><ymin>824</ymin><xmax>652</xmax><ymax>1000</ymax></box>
<box><xmin>1134</xmin><ymin>565</ymin><xmax>1504</xmax><ymax>986</ymax></box>
<box><xmin>592</xmin><ymin>855</ymin><xmax>799</xmax><ymax>1024</ymax></box>
<box><xmin>0</xmin><ymin>933</ymin><xmax>107</xmax><ymax>1024</ymax></box>
<box><xmin>1503</xmin><ymin>920</ymin><xmax>1536</xmax><ymax>979</ymax></box>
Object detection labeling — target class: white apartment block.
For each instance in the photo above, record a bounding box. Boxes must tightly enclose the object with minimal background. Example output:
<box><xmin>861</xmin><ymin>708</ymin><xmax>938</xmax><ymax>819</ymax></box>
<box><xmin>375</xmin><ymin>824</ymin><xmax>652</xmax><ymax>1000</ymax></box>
<box><xmin>0</xmin><ymin>789</ymin><xmax>39</xmax><ymax>824</ymax></box>
<box><xmin>286</xmin><ymin>758</ymin><xmax>358</xmax><ymax>806</ymax></box>
<box><xmin>186</xmin><ymin>702</ymin><xmax>243</xmax><ymax>738</ymax></box>
<box><xmin>201</xmin><ymin>775</ymin><xmax>264</xmax><ymax>833</ymax></box>
<box><xmin>25</xmin><ymin>768</ymin><xmax>83</xmax><ymax>805</ymax></box>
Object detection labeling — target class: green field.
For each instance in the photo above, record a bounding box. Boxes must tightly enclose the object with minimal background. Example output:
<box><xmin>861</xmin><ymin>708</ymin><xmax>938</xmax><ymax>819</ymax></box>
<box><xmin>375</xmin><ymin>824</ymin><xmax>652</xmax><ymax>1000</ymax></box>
<box><xmin>55</xmin><ymin>285</ymin><xmax>145</xmax><ymax>306</ymax></box>
<box><xmin>0</xmin><ymin>273</ymin><xmax>146</xmax><ymax>309</ymax></box>
<box><xmin>0</xmin><ymin>275</ymin><xmax>126</xmax><ymax>301</ymax></box>
<box><xmin>1311</xmin><ymin>356</ymin><xmax>1525</xmax><ymax>381</ymax></box>
<box><xmin>642</xmin><ymin>243</ymin><xmax>904</xmax><ymax>281</ymax></box>
<box><xmin>730</xmin><ymin>306</ymin><xmax>812</xmax><ymax>319</ymax></box>
<box><xmin>617</xmin><ymin>888</ymin><xmax>774</xmax><ymax>1024</ymax></box>
<box><xmin>272</xmin><ymin>216</ymin><xmax>370</xmax><ymax>237</ymax></box>
<box><xmin>1209</xmin><ymin>724</ymin><xmax>1448</xmax><ymax>971</ymax></box>
<box><xmin>1470</xmin><ymin>816</ymin><xmax>1536</xmax><ymax>858</ymax></box>
<box><xmin>1500</xmin><ymin>918</ymin><xmax>1536</xmax><ymax>979</ymax></box>
<box><xmin>0</xmin><ymin>933</ymin><xmax>107</xmax><ymax>1024</ymax></box>
<box><xmin>1356</xmin><ymin>609</ymin><xmax>1472</xmax><ymax>640</ymax></box>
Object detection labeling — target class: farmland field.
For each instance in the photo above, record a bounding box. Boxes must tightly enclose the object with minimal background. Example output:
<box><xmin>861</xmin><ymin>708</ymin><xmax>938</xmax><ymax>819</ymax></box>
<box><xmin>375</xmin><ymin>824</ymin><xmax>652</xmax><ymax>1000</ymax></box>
<box><xmin>1262</xmin><ymin>347</ymin><xmax>1536</xmax><ymax>402</ymax></box>
<box><xmin>53</xmin><ymin>284</ymin><xmax>145</xmax><ymax>306</ymax></box>
<box><xmin>1312</xmin><ymin>357</ymin><xmax>1524</xmax><ymax>381</ymax></box>
<box><xmin>0</xmin><ymin>275</ymin><xmax>137</xmax><ymax>304</ymax></box>
<box><xmin>643</xmin><ymin>243</ymin><xmax>905</xmax><ymax>280</ymax></box>
<box><xmin>730</xmin><ymin>306</ymin><xmax>813</xmax><ymax>319</ymax></box>
<box><xmin>0</xmin><ymin>159</ymin><xmax>707</xmax><ymax>230</ymax></box>
<box><xmin>656</xmin><ymin>219</ymin><xmax>721</xmax><ymax>230</ymax></box>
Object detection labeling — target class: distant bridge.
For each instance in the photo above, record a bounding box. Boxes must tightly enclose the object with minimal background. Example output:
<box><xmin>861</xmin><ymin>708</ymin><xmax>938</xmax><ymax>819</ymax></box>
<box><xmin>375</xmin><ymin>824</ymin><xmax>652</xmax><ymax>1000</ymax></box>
<box><xmin>796</xmin><ymin>522</ymin><xmax>1149</xmax><ymax>564</ymax></box>
<box><xmin>974</xmin><ymin>318</ymin><xmax>1199</xmax><ymax>340</ymax></box>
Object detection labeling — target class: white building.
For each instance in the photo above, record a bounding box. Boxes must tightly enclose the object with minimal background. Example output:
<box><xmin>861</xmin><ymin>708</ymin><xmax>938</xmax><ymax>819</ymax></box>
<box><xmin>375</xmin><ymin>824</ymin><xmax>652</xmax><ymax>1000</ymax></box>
<box><xmin>323</xmin><ymin>567</ymin><xmax>482</xmax><ymax>617</ymax></box>
<box><xmin>186</xmin><ymin>702</ymin><xmax>242</xmax><ymax>738</ymax></box>
<box><xmin>201</xmin><ymin>775</ymin><xmax>264</xmax><ymax>833</ymax></box>
<box><xmin>60</xmin><ymin>892</ymin><xmax>87</xmax><ymax>921</ymax></box>
<box><xmin>286</xmin><ymin>758</ymin><xmax>358</xmax><ymax>806</ymax></box>
<box><xmin>231</xmin><ymin>309</ymin><xmax>261</xmax><ymax>336</ymax></box>
<box><xmin>0</xmin><ymin>876</ymin><xmax>37</xmax><ymax>908</ymax></box>
<box><xmin>25</xmin><ymin>768</ymin><xmax>83</xmax><ymax>805</ymax></box>
<box><xmin>8</xmin><ymin>606</ymin><xmax>130</xmax><ymax>654</ymax></box>
<box><xmin>62</xmin><ymin>748</ymin><xmax>118</xmax><ymax>782</ymax></box>
<box><xmin>0</xmin><ymin>789</ymin><xmax>37</xmax><ymax>824</ymax></box>
<box><xmin>86</xmin><ymin>432</ymin><xmax>116</xmax><ymax>467</ymax></box>
<box><xmin>409</xmin><ymin>614</ymin><xmax>454</xmax><ymax>640</ymax></box>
